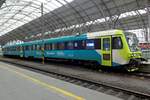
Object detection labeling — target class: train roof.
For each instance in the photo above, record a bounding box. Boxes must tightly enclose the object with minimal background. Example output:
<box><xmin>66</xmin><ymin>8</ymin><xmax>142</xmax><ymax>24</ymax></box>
<box><xmin>44</xmin><ymin>29</ymin><xmax>123</xmax><ymax>43</ymax></box>
<box><xmin>3</xmin><ymin>29</ymin><xmax>123</xmax><ymax>47</ymax></box>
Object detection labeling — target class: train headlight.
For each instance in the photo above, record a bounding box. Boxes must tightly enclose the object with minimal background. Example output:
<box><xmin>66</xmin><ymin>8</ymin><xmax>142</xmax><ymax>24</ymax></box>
<box><xmin>130</xmin><ymin>53</ymin><xmax>136</xmax><ymax>57</ymax></box>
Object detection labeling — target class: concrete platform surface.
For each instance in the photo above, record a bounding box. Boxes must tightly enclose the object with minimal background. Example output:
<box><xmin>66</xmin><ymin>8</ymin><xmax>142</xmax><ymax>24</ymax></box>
<box><xmin>0</xmin><ymin>62</ymin><xmax>121</xmax><ymax>100</ymax></box>
<box><xmin>142</xmin><ymin>59</ymin><xmax>150</xmax><ymax>65</ymax></box>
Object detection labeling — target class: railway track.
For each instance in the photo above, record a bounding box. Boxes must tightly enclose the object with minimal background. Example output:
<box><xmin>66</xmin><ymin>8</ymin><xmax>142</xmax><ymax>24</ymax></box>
<box><xmin>130</xmin><ymin>72</ymin><xmax>150</xmax><ymax>79</ymax></box>
<box><xmin>0</xmin><ymin>58</ymin><xmax>150</xmax><ymax>100</ymax></box>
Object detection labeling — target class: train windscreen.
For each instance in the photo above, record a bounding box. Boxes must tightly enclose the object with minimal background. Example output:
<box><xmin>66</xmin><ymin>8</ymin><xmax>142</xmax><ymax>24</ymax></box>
<box><xmin>125</xmin><ymin>32</ymin><xmax>139</xmax><ymax>52</ymax></box>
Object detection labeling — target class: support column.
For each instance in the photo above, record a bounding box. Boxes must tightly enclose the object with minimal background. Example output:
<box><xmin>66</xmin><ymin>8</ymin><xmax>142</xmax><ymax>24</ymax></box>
<box><xmin>147</xmin><ymin>0</ymin><xmax>150</xmax><ymax>42</ymax></box>
<box><xmin>148</xmin><ymin>10</ymin><xmax>150</xmax><ymax>42</ymax></box>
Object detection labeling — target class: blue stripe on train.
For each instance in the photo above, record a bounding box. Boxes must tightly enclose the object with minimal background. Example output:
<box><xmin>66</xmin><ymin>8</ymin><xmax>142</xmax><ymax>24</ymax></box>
<box><xmin>44</xmin><ymin>50</ymin><xmax>101</xmax><ymax>64</ymax></box>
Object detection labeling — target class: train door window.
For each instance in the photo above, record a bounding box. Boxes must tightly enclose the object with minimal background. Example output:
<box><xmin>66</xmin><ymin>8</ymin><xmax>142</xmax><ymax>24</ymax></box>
<box><xmin>86</xmin><ymin>39</ymin><xmax>95</xmax><ymax>50</ymax></box>
<box><xmin>94</xmin><ymin>39</ymin><xmax>101</xmax><ymax>49</ymax></box>
<box><xmin>103</xmin><ymin>38</ymin><xmax>110</xmax><ymax>51</ymax></box>
<box><xmin>112</xmin><ymin>37</ymin><xmax>123</xmax><ymax>49</ymax></box>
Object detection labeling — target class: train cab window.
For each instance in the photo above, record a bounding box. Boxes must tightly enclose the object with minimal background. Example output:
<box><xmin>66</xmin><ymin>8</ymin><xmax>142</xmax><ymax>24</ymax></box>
<box><xmin>103</xmin><ymin>38</ymin><xmax>110</xmax><ymax>51</ymax></box>
<box><xmin>112</xmin><ymin>37</ymin><xmax>123</xmax><ymax>49</ymax></box>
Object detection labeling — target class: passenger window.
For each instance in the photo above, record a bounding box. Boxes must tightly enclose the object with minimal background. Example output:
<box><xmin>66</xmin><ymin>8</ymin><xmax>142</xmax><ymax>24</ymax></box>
<box><xmin>26</xmin><ymin>46</ymin><xmax>28</xmax><ymax>50</ymax></box>
<box><xmin>86</xmin><ymin>39</ymin><xmax>101</xmax><ymax>50</ymax></box>
<box><xmin>33</xmin><ymin>45</ymin><xmax>36</xmax><ymax>50</ymax></box>
<box><xmin>45</xmin><ymin>44</ymin><xmax>52</xmax><ymax>50</ymax></box>
<box><xmin>52</xmin><ymin>43</ymin><xmax>57</xmax><ymax>50</ymax></box>
<box><xmin>36</xmin><ymin>45</ymin><xmax>40</xmax><ymax>50</ymax></box>
<box><xmin>112</xmin><ymin>37</ymin><xmax>123</xmax><ymax>49</ymax></box>
<box><xmin>66</xmin><ymin>41</ymin><xmax>73</xmax><ymax>50</ymax></box>
<box><xmin>74</xmin><ymin>40</ymin><xmax>85</xmax><ymax>50</ymax></box>
<box><xmin>86</xmin><ymin>39</ymin><xmax>95</xmax><ymax>50</ymax></box>
<box><xmin>103</xmin><ymin>38</ymin><xmax>110</xmax><ymax>51</ymax></box>
<box><xmin>58</xmin><ymin>42</ymin><xmax>65</xmax><ymax>50</ymax></box>
<box><xmin>94</xmin><ymin>39</ymin><xmax>101</xmax><ymax>49</ymax></box>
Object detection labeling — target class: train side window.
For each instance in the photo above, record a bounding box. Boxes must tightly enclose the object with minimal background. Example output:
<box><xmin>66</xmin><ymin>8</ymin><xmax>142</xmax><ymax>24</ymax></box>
<box><xmin>58</xmin><ymin>42</ymin><xmax>65</xmax><ymax>50</ymax></box>
<box><xmin>66</xmin><ymin>41</ymin><xmax>73</xmax><ymax>50</ymax></box>
<box><xmin>49</xmin><ymin>44</ymin><xmax>52</xmax><ymax>50</ymax></box>
<box><xmin>74</xmin><ymin>40</ymin><xmax>85</xmax><ymax>50</ymax></box>
<box><xmin>30</xmin><ymin>45</ymin><xmax>33</xmax><ymax>51</ymax></box>
<box><xmin>44</xmin><ymin>44</ymin><xmax>46</xmax><ymax>50</ymax></box>
<box><xmin>29</xmin><ymin>45</ymin><xmax>32</xmax><ymax>51</ymax></box>
<box><xmin>52</xmin><ymin>43</ymin><xmax>57</xmax><ymax>50</ymax></box>
<box><xmin>33</xmin><ymin>45</ymin><xmax>36</xmax><ymax>50</ymax></box>
<box><xmin>86</xmin><ymin>39</ymin><xmax>101</xmax><ymax>50</ymax></box>
<box><xmin>74</xmin><ymin>41</ymin><xmax>78</xmax><ymax>49</ymax></box>
<box><xmin>25</xmin><ymin>46</ymin><xmax>27</xmax><ymax>50</ymax></box>
<box><xmin>36</xmin><ymin>45</ymin><xmax>40</xmax><ymax>50</ymax></box>
<box><xmin>27</xmin><ymin>46</ymin><xmax>29</xmax><ymax>50</ymax></box>
<box><xmin>86</xmin><ymin>39</ymin><xmax>95</xmax><ymax>50</ymax></box>
<box><xmin>112</xmin><ymin>37</ymin><xmax>123</xmax><ymax>49</ymax></box>
<box><xmin>94</xmin><ymin>39</ymin><xmax>101</xmax><ymax>49</ymax></box>
<box><xmin>40</xmin><ymin>45</ymin><xmax>43</xmax><ymax>50</ymax></box>
<box><xmin>81</xmin><ymin>40</ymin><xmax>86</xmax><ymax>49</ymax></box>
<box><xmin>45</xmin><ymin>44</ymin><xmax>51</xmax><ymax>50</ymax></box>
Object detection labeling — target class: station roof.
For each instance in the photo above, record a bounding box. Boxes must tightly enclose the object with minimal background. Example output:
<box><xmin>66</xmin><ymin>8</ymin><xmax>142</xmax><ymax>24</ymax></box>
<box><xmin>0</xmin><ymin>0</ymin><xmax>149</xmax><ymax>45</ymax></box>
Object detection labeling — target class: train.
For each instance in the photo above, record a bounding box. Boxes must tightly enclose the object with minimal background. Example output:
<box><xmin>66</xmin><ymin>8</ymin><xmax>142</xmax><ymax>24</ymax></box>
<box><xmin>2</xmin><ymin>29</ymin><xmax>145</xmax><ymax>72</ymax></box>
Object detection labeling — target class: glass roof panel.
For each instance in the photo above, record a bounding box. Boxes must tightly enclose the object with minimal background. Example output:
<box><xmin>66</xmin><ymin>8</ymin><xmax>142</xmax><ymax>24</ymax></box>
<box><xmin>0</xmin><ymin>0</ymin><xmax>74</xmax><ymax>36</ymax></box>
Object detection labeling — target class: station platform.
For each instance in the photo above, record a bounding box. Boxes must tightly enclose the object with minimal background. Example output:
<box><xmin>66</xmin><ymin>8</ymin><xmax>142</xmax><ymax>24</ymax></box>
<box><xmin>0</xmin><ymin>61</ymin><xmax>121</xmax><ymax>100</ymax></box>
<box><xmin>144</xmin><ymin>59</ymin><xmax>150</xmax><ymax>65</ymax></box>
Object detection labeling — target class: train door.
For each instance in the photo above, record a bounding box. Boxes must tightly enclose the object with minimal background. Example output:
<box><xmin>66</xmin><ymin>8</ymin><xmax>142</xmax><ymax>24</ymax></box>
<box><xmin>101</xmin><ymin>36</ymin><xmax>112</xmax><ymax>66</ymax></box>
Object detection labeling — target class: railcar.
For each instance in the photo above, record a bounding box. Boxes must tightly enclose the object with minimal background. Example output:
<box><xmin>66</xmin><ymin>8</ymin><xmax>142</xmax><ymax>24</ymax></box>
<box><xmin>2</xmin><ymin>30</ymin><xmax>144</xmax><ymax>72</ymax></box>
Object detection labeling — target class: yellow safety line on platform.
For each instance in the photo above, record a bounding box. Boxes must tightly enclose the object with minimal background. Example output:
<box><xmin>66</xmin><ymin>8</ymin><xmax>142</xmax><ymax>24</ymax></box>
<box><xmin>0</xmin><ymin>65</ymin><xmax>85</xmax><ymax>100</ymax></box>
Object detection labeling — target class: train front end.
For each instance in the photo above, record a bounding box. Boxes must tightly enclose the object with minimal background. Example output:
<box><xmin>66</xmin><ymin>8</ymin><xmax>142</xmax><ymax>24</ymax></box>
<box><xmin>124</xmin><ymin>32</ymin><xmax>143</xmax><ymax>72</ymax></box>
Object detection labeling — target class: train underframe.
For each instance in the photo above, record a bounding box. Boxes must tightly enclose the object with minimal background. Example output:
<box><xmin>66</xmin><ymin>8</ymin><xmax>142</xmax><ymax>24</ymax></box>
<box><xmin>3</xmin><ymin>54</ymin><xmax>146</xmax><ymax>72</ymax></box>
